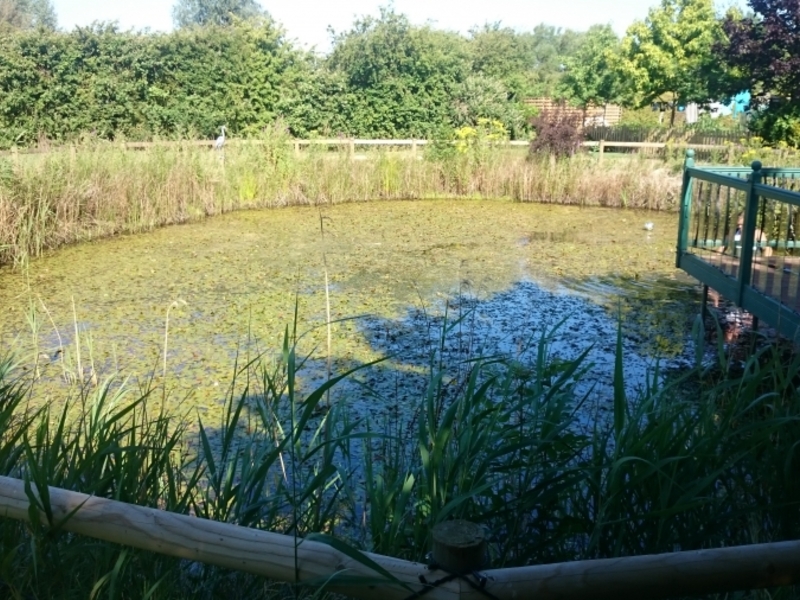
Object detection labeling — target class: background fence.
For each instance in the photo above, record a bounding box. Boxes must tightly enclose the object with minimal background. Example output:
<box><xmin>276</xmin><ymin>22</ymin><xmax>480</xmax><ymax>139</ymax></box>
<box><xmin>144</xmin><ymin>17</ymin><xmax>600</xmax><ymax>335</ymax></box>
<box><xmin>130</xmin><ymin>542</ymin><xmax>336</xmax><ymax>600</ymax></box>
<box><xmin>0</xmin><ymin>137</ymin><xmax>736</xmax><ymax>160</ymax></box>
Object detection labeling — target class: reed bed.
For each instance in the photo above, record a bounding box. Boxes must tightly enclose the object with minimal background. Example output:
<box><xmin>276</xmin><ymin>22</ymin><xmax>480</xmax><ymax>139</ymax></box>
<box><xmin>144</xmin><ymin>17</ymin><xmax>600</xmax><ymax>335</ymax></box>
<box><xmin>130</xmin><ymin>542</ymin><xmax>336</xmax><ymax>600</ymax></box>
<box><xmin>2</xmin><ymin>318</ymin><xmax>800</xmax><ymax>599</ymax></box>
<box><xmin>0</xmin><ymin>137</ymin><xmax>684</xmax><ymax>268</ymax></box>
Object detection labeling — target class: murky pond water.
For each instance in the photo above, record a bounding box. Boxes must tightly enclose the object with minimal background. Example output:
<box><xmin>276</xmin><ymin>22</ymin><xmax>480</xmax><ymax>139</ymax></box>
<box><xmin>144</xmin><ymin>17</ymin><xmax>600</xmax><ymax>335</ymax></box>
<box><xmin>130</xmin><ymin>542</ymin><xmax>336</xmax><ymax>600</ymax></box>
<box><xmin>0</xmin><ymin>199</ymin><xmax>699</xmax><ymax>427</ymax></box>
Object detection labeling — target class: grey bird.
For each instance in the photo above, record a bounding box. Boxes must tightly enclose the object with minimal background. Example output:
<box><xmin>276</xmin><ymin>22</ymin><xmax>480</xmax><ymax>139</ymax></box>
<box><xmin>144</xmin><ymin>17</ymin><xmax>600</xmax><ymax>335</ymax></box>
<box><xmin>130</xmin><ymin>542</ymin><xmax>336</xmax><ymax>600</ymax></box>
<box><xmin>214</xmin><ymin>126</ymin><xmax>226</xmax><ymax>150</ymax></box>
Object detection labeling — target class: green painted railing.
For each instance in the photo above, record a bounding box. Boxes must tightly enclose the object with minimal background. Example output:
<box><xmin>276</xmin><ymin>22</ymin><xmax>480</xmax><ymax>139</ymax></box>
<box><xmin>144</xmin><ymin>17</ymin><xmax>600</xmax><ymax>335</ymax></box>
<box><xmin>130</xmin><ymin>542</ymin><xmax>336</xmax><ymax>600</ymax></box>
<box><xmin>676</xmin><ymin>149</ymin><xmax>800</xmax><ymax>341</ymax></box>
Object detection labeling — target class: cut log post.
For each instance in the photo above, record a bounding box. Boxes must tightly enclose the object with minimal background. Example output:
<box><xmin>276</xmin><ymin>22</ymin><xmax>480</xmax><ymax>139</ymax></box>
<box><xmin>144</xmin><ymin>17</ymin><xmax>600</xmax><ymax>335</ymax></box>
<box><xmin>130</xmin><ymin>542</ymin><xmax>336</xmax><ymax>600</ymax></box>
<box><xmin>3</xmin><ymin>475</ymin><xmax>800</xmax><ymax>600</ymax></box>
<box><xmin>432</xmin><ymin>520</ymin><xmax>487</xmax><ymax>573</ymax></box>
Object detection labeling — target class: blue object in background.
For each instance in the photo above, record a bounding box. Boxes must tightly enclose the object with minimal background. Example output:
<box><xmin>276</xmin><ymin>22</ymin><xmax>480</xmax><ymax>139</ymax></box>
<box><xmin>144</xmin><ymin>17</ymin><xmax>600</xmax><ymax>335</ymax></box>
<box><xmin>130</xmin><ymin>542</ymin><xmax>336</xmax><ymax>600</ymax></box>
<box><xmin>716</xmin><ymin>92</ymin><xmax>750</xmax><ymax>117</ymax></box>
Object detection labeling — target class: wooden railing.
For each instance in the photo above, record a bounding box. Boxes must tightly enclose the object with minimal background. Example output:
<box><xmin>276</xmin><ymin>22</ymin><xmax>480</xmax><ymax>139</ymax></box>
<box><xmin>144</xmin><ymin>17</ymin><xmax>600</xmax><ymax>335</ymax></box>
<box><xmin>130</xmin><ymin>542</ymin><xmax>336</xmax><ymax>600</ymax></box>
<box><xmin>1</xmin><ymin>138</ymin><xmax>732</xmax><ymax>159</ymax></box>
<box><xmin>676</xmin><ymin>149</ymin><xmax>800</xmax><ymax>339</ymax></box>
<box><xmin>584</xmin><ymin>125</ymin><xmax>745</xmax><ymax>146</ymax></box>
<box><xmin>1</xmin><ymin>474</ymin><xmax>799</xmax><ymax>599</ymax></box>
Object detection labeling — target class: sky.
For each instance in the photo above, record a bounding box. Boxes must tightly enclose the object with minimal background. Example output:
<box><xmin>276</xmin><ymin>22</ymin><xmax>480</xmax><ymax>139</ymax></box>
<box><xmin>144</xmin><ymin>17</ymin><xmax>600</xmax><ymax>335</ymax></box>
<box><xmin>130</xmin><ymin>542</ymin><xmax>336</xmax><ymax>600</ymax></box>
<box><xmin>49</xmin><ymin>0</ymin><xmax>721</xmax><ymax>53</ymax></box>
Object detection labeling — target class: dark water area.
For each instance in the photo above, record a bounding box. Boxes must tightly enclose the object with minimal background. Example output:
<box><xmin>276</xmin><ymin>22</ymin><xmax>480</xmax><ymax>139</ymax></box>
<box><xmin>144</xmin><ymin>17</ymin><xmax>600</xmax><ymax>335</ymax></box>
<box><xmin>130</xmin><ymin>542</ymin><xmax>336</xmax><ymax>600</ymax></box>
<box><xmin>0</xmin><ymin>199</ymin><xmax>700</xmax><ymax>427</ymax></box>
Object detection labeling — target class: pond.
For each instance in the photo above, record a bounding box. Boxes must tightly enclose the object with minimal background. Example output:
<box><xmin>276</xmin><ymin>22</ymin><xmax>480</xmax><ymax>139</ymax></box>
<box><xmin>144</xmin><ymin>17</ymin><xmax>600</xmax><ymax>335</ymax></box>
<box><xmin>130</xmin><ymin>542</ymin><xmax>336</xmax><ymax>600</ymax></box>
<box><xmin>0</xmin><ymin>199</ymin><xmax>699</xmax><ymax>429</ymax></box>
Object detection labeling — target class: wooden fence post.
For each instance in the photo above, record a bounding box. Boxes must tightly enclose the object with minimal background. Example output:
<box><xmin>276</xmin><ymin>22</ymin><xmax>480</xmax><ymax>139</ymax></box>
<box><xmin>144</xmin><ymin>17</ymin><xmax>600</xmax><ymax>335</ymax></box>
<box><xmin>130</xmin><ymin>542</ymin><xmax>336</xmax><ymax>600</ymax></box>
<box><xmin>4</xmin><ymin>475</ymin><xmax>800</xmax><ymax>600</ymax></box>
<box><xmin>737</xmin><ymin>159</ymin><xmax>762</xmax><ymax>305</ymax></box>
<box><xmin>599</xmin><ymin>140</ymin><xmax>605</xmax><ymax>161</ymax></box>
<box><xmin>676</xmin><ymin>149</ymin><xmax>695</xmax><ymax>267</ymax></box>
<box><xmin>431</xmin><ymin>520</ymin><xmax>487</xmax><ymax>573</ymax></box>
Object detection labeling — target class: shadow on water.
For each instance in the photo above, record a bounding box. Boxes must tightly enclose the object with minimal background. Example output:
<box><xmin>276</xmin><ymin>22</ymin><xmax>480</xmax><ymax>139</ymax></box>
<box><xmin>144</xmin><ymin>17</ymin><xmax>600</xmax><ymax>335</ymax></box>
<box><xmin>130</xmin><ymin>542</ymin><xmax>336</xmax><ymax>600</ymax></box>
<box><xmin>181</xmin><ymin>272</ymin><xmax>706</xmax><ymax>557</ymax></box>
<box><xmin>190</xmin><ymin>273</ymin><xmax>703</xmax><ymax>470</ymax></box>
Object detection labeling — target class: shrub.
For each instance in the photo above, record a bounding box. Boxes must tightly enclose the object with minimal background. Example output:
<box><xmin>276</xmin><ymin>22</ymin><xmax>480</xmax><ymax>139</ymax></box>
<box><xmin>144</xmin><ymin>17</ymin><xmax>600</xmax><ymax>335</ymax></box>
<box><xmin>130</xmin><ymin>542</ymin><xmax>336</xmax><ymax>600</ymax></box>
<box><xmin>528</xmin><ymin>108</ymin><xmax>584</xmax><ymax>158</ymax></box>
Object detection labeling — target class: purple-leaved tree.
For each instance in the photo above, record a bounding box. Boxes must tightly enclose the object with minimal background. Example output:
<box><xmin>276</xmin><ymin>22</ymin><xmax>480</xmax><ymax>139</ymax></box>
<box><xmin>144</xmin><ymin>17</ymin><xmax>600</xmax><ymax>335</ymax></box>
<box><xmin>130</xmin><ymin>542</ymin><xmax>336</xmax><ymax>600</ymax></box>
<box><xmin>722</xmin><ymin>0</ymin><xmax>800</xmax><ymax>105</ymax></box>
<box><xmin>719</xmin><ymin>0</ymin><xmax>800</xmax><ymax>144</ymax></box>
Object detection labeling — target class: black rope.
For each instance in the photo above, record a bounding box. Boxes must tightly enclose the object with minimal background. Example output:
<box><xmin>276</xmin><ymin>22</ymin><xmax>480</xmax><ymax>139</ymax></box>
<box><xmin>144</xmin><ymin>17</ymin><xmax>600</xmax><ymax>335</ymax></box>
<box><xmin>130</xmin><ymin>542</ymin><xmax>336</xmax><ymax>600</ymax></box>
<box><xmin>402</xmin><ymin>554</ymin><xmax>501</xmax><ymax>600</ymax></box>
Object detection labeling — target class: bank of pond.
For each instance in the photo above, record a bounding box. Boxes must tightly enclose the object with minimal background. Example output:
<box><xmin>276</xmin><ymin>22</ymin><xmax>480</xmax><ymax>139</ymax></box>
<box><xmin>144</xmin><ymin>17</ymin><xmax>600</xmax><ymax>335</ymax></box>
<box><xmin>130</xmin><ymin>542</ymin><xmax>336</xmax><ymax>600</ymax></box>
<box><xmin>1</xmin><ymin>199</ymin><xmax>798</xmax><ymax>599</ymax></box>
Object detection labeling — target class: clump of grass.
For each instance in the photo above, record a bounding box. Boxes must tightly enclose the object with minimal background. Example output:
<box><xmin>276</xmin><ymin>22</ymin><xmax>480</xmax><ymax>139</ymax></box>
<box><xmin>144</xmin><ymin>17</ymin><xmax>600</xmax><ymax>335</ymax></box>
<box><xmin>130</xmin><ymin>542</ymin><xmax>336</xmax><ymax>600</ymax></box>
<box><xmin>0</xmin><ymin>139</ymin><xmax>687</xmax><ymax>268</ymax></box>
<box><xmin>512</xmin><ymin>153</ymin><xmax>681</xmax><ymax>209</ymax></box>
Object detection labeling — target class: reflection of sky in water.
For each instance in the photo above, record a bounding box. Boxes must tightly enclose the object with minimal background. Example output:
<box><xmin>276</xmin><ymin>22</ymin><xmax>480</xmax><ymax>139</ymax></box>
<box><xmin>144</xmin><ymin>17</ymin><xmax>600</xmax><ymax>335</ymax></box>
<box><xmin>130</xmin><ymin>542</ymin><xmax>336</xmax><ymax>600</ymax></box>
<box><xmin>0</xmin><ymin>200</ymin><xmax>695</xmax><ymax>421</ymax></box>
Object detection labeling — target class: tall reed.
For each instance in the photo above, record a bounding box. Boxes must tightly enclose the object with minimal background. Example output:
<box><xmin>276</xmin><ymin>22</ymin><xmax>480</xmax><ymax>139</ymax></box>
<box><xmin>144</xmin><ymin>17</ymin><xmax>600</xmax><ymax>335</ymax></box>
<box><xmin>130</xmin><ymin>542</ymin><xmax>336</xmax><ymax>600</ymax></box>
<box><xmin>0</xmin><ymin>140</ymin><xmax>684</xmax><ymax>268</ymax></box>
<box><xmin>2</xmin><ymin>316</ymin><xmax>800</xmax><ymax>598</ymax></box>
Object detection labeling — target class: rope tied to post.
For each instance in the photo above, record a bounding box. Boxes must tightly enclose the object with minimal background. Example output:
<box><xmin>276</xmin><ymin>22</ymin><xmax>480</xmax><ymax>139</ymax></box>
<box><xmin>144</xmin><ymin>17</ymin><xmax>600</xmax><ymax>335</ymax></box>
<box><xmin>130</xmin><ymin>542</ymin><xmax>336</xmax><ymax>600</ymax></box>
<box><xmin>402</xmin><ymin>553</ymin><xmax>500</xmax><ymax>600</ymax></box>
<box><xmin>401</xmin><ymin>520</ymin><xmax>500</xmax><ymax>600</ymax></box>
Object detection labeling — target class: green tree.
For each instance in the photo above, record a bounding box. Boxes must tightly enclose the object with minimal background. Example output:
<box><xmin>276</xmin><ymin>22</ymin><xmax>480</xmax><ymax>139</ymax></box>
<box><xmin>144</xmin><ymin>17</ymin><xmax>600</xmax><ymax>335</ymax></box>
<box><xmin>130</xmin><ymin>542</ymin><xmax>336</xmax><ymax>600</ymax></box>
<box><xmin>146</xmin><ymin>19</ymin><xmax>306</xmax><ymax>136</ymax></box>
<box><xmin>0</xmin><ymin>0</ymin><xmax>56</xmax><ymax>30</ymax></box>
<box><xmin>561</xmin><ymin>24</ymin><xmax>623</xmax><ymax>119</ymax></box>
<box><xmin>468</xmin><ymin>24</ymin><xmax>536</xmax><ymax>100</ymax></box>
<box><xmin>0</xmin><ymin>20</ymin><xmax>307</xmax><ymax>145</ymax></box>
<box><xmin>451</xmin><ymin>74</ymin><xmax>526</xmax><ymax>137</ymax></box>
<box><xmin>172</xmin><ymin>0</ymin><xmax>266</xmax><ymax>28</ymax></box>
<box><xmin>717</xmin><ymin>0</ymin><xmax>800</xmax><ymax>144</ymax></box>
<box><xmin>468</xmin><ymin>24</ymin><xmax>585</xmax><ymax>100</ymax></box>
<box><xmin>327</xmin><ymin>8</ymin><xmax>469</xmax><ymax>137</ymax></box>
<box><xmin>617</xmin><ymin>0</ymin><xmax>725</xmax><ymax>125</ymax></box>
<box><xmin>527</xmin><ymin>24</ymin><xmax>585</xmax><ymax>98</ymax></box>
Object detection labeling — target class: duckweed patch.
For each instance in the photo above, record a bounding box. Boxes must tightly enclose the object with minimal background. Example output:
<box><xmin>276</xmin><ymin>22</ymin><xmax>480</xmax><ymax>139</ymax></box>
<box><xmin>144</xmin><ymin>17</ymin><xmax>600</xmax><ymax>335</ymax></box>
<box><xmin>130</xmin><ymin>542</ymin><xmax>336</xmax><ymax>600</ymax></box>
<box><xmin>1</xmin><ymin>199</ymin><xmax>695</xmax><ymax>422</ymax></box>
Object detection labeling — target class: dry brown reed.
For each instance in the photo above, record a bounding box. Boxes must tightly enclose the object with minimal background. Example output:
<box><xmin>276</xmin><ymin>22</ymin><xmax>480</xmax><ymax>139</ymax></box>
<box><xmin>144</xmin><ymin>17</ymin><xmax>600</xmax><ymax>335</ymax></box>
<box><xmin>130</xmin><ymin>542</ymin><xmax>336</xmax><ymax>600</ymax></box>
<box><xmin>0</xmin><ymin>143</ymin><xmax>683</xmax><ymax>267</ymax></box>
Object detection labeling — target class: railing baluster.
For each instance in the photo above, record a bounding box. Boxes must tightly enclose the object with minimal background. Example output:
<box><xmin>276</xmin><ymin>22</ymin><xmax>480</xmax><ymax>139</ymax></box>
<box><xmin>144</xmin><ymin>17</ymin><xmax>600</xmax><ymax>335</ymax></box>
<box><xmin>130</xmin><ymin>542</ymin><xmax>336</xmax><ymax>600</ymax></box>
<box><xmin>737</xmin><ymin>161</ymin><xmax>762</xmax><ymax>305</ymax></box>
<box><xmin>723</xmin><ymin>187</ymin><xmax>732</xmax><ymax>253</ymax></box>
<box><xmin>712</xmin><ymin>184</ymin><xmax>722</xmax><ymax>248</ymax></box>
<box><xmin>694</xmin><ymin>181</ymin><xmax>704</xmax><ymax>249</ymax></box>
<box><xmin>702</xmin><ymin>183</ymin><xmax>712</xmax><ymax>248</ymax></box>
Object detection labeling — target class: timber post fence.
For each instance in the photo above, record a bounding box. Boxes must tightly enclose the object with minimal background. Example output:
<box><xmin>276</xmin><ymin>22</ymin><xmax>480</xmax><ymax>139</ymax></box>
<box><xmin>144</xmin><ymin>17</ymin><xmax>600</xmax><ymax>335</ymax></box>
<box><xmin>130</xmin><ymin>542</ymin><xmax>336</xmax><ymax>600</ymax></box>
<box><xmin>2</xmin><ymin>475</ymin><xmax>800</xmax><ymax>600</ymax></box>
<box><xmin>0</xmin><ymin>138</ymin><xmax>737</xmax><ymax>160</ymax></box>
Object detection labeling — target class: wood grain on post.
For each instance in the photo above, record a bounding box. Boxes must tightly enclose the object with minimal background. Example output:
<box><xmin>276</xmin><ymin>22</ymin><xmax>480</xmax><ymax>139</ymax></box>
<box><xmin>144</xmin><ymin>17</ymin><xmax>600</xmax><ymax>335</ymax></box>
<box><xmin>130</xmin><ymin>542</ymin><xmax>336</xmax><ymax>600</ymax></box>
<box><xmin>432</xmin><ymin>520</ymin><xmax>486</xmax><ymax>573</ymax></box>
<box><xmin>0</xmin><ymin>476</ymin><xmax>452</xmax><ymax>600</ymax></box>
<box><xmin>475</xmin><ymin>542</ymin><xmax>800</xmax><ymax>600</ymax></box>
<box><xmin>3</xmin><ymin>475</ymin><xmax>800</xmax><ymax>600</ymax></box>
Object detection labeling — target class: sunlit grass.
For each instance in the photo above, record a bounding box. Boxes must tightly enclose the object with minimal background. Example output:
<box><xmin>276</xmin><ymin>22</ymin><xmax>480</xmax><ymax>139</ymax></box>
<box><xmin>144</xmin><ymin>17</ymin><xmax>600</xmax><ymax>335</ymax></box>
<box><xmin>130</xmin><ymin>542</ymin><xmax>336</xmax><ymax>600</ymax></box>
<box><xmin>0</xmin><ymin>135</ymin><xmax>686</xmax><ymax>268</ymax></box>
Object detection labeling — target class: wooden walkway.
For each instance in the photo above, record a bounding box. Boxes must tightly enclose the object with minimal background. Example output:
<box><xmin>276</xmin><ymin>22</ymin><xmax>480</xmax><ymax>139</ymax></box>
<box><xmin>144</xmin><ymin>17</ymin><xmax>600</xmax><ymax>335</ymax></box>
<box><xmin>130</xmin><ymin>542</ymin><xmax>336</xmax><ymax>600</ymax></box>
<box><xmin>676</xmin><ymin>153</ymin><xmax>800</xmax><ymax>340</ymax></box>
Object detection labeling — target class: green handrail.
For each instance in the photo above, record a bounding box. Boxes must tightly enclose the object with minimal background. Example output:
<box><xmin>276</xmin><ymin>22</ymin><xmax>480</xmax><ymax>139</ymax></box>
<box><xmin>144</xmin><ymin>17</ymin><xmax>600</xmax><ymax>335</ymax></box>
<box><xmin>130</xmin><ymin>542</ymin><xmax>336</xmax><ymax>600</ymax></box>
<box><xmin>676</xmin><ymin>150</ymin><xmax>800</xmax><ymax>340</ymax></box>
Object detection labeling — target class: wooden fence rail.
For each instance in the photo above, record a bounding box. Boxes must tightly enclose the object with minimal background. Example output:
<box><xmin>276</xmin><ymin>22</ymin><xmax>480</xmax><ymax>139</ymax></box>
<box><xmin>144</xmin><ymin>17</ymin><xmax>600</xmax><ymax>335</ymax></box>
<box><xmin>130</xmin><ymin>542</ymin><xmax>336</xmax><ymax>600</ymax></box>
<box><xmin>1</xmin><ymin>475</ymin><xmax>799</xmax><ymax>599</ymax></box>
<box><xmin>1</xmin><ymin>138</ymin><xmax>733</xmax><ymax>159</ymax></box>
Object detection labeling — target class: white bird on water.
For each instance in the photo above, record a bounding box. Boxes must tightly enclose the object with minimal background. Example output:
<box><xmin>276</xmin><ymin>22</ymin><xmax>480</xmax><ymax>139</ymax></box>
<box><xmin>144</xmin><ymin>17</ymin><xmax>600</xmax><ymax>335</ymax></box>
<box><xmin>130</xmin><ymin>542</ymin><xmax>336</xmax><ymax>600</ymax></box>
<box><xmin>214</xmin><ymin>126</ymin><xmax>226</xmax><ymax>150</ymax></box>
<box><xmin>644</xmin><ymin>222</ymin><xmax>654</xmax><ymax>231</ymax></box>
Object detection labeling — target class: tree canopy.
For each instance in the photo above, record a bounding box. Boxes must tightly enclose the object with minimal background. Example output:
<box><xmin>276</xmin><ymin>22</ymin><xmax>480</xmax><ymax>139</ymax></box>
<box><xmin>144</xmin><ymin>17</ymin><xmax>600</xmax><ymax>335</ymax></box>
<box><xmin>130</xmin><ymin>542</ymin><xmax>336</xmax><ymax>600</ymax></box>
<box><xmin>172</xmin><ymin>0</ymin><xmax>267</xmax><ymax>28</ymax></box>
<box><xmin>0</xmin><ymin>21</ymin><xmax>306</xmax><ymax>144</ymax></box>
<box><xmin>326</xmin><ymin>8</ymin><xmax>469</xmax><ymax>137</ymax></box>
<box><xmin>617</xmin><ymin>0</ymin><xmax>725</xmax><ymax>125</ymax></box>
<box><xmin>720</xmin><ymin>0</ymin><xmax>800</xmax><ymax>103</ymax></box>
<box><xmin>717</xmin><ymin>0</ymin><xmax>800</xmax><ymax>144</ymax></box>
<box><xmin>0</xmin><ymin>0</ymin><xmax>56</xmax><ymax>30</ymax></box>
<box><xmin>0</xmin><ymin>0</ymin><xmax>767</xmax><ymax>146</ymax></box>
<box><xmin>561</xmin><ymin>24</ymin><xmax>623</xmax><ymax>113</ymax></box>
